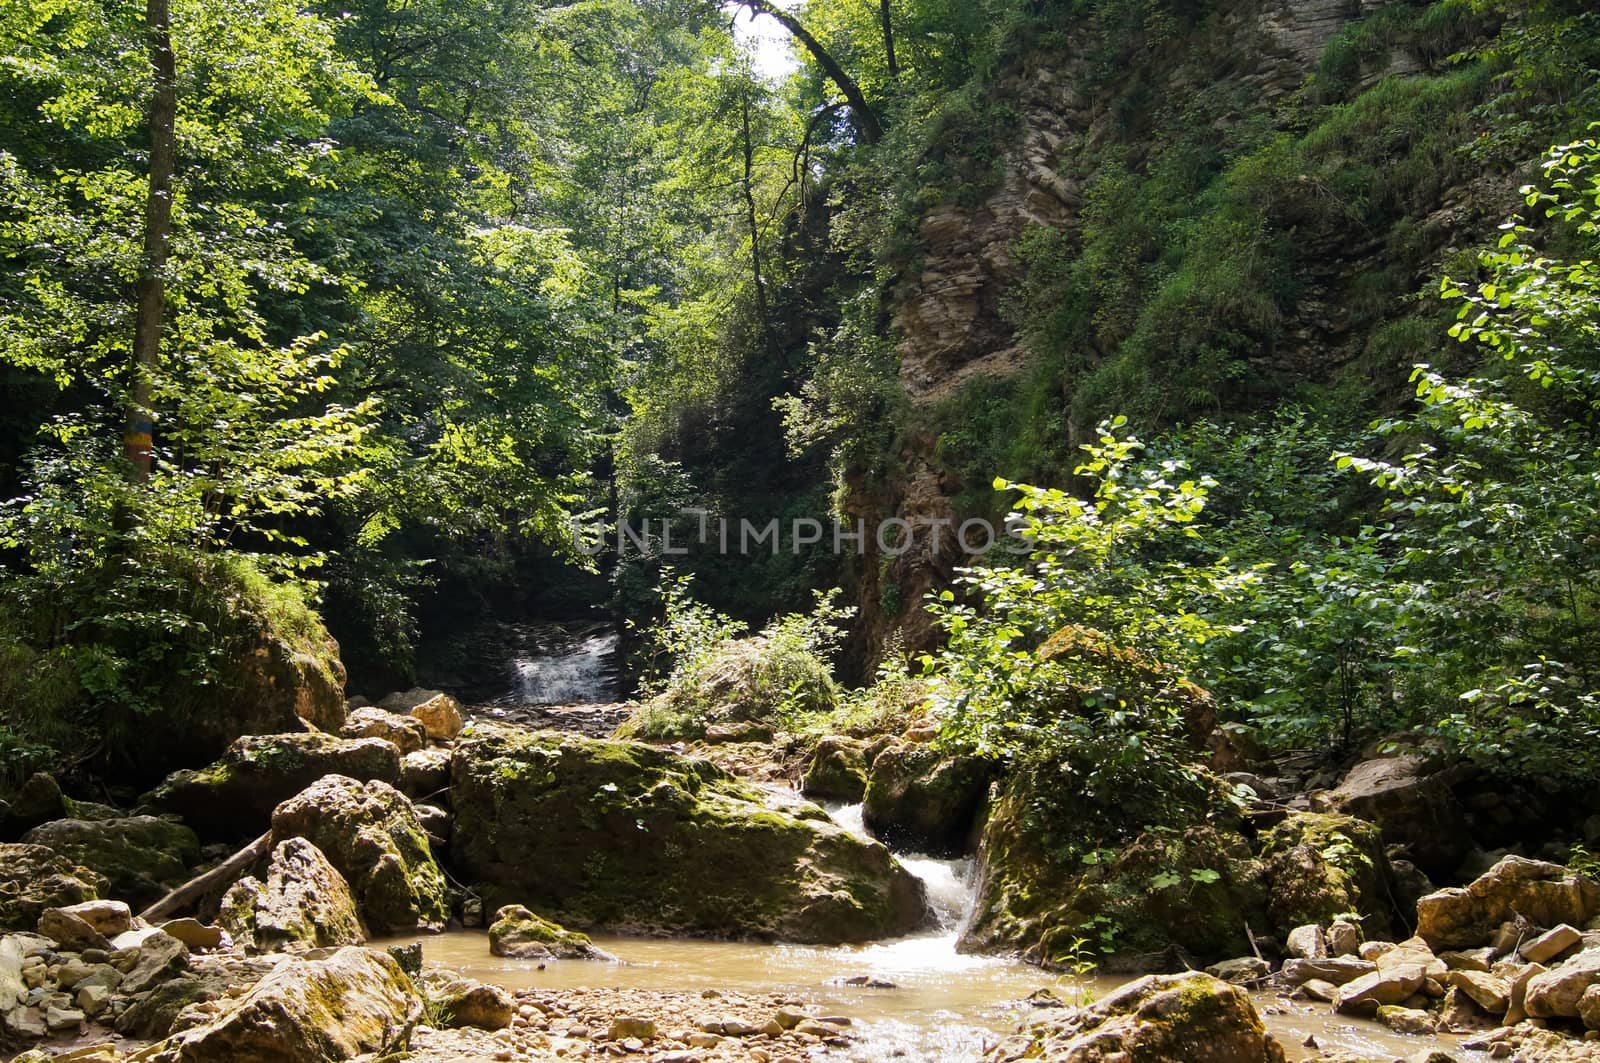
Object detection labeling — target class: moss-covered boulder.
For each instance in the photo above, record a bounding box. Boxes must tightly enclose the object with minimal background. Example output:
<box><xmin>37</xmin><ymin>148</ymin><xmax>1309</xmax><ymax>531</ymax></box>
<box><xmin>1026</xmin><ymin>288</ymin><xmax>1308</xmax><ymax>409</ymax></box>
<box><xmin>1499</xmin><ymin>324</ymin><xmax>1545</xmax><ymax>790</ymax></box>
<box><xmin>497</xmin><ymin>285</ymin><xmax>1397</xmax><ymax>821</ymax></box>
<box><xmin>801</xmin><ymin>737</ymin><xmax>870</xmax><ymax>802</ymax></box>
<box><xmin>1258</xmin><ymin>812</ymin><xmax>1397</xmax><ymax>939</ymax></box>
<box><xmin>487</xmin><ymin>904</ymin><xmax>609</xmax><ymax>959</ymax></box>
<box><xmin>139</xmin><ymin>733</ymin><xmax>402</xmax><ymax>840</ymax></box>
<box><xmin>616</xmin><ymin>636</ymin><xmax>838</xmax><ymax>740</ymax></box>
<box><xmin>219</xmin><ymin>837</ymin><xmax>366</xmax><ymax>952</ymax></box>
<box><xmin>144</xmin><ymin>946</ymin><xmax>420</xmax><ymax>1062</ymax></box>
<box><xmin>270</xmin><ymin>775</ymin><xmax>449</xmax><ymax>935</ymax></box>
<box><xmin>862</xmin><ymin>742</ymin><xmax>995</xmax><ymax>856</ymax></box>
<box><xmin>961</xmin><ymin>771</ymin><xmax>1267</xmax><ymax>968</ymax></box>
<box><xmin>0</xmin><ymin>843</ymin><xmax>108</xmax><ymax>932</ymax></box>
<box><xmin>987</xmin><ymin>972</ymin><xmax>1287</xmax><ymax>1063</ymax></box>
<box><xmin>0</xmin><ymin>774</ymin><xmax>69</xmax><ymax>841</ymax></box>
<box><xmin>451</xmin><ymin>726</ymin><xmax>930</xmax><ymax>942</ymax></box>
<box><xmin>22</xmin><ymin>816</ymin><xmax>200</xmax><ymax>912</ymax></box>
<box><xmin>1036</xmin><ymin>625</ymin><xmax>1218</xmax><ymax>750</ymax></box>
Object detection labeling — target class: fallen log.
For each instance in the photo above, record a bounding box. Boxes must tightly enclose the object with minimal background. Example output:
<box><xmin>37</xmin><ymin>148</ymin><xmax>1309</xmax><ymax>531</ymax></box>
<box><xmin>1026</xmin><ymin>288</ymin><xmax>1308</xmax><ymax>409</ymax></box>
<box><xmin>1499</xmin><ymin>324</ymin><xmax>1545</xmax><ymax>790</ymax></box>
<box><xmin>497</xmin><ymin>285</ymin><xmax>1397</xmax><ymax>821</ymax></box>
<box><xmin>140</xmin><ymin>830</ymin><xmax>272</xmax><ymax>923</ymax></box>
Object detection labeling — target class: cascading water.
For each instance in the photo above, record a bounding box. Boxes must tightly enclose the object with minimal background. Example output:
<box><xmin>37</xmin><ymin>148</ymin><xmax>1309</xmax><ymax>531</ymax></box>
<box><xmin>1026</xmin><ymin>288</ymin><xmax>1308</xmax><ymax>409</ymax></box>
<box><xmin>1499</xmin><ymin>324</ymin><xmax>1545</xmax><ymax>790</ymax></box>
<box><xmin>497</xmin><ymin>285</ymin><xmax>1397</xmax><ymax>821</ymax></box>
<box><xmin>825</xmin><ymin>802</ymin><xmax>977</xmax><ymax>932</ymax></box>
<box><xmin>503</xmin><ymin>628</ymin><xmax>619</xmax><ymax>704</ymax></box>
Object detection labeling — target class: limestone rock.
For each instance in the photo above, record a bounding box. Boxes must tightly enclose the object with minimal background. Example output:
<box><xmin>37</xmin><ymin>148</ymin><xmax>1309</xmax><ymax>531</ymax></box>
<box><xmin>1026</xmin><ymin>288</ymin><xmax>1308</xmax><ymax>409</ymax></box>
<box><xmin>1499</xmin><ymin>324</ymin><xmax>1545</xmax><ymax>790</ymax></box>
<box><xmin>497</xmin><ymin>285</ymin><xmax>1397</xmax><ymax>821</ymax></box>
<box><xmin>0</xmin><ymin>844</ymin><xmax>107</xmax><ymax>933</ymax></box>
<box><xmin>1259</xmin><ymin>812</ymin><xmax>1396</xmax><ymax>939</ymax></box>
<box><xmin>801</xmin><ymin>737</ymin><xmax>870</xmax><ymax>803</ymax></box>
<box><xmin>46</xmin><ymin>899</ymin><xmax>130</xmax><ymax>938</ymax></box>
<box><xmin>488</xmin><ymin>905</ymin><xmax>608</xmax><ymax>960</ymax></box>
<box><xmin>146</xmin><ymin>946</ymin><xmax>420</xmax><ymax>1061</ymax></box>
<box><xmin>341</xmin><ymin>706</ymin><xmax>427</xmax><ymax>754</ymax></box>
<box><xmin>1316</xmin><ymin>756</ymin><xmax>1471</xmax><ymax>876</ymax></box>
<box><xmin>429</xmin><ymin>977</ymin><xmax>513</xmax><ymax>1029</ymax></box>
<box><xmin>1335</xmin><ymin>964</ymin><xmax>1427</xmax><ymax>1013</ymax></box>
<box><xmin>1416</xmin><ymin>856</ymin><xmax>1600</xmax><ymax>951</ymax></box>
<box><xmin>1205</xmin><ymin>956</ymin><xmax>1270</xmax><ymax>983</ymax></box>
<box><xmin>406</xmin><ymin>693</ymin><xmax>465</xmax><ymax>742</ymax></box>
<box><xmin>37</xmin><ymin>908</ymin><xmax>110</xmax><ymax>952</ymax></box>
<box><xmin>864</xmin><ymin>741</ymin><xmax>993</xmax><ymax>856</ymax></box>
<box><xmin>608</xmin><ymin>1016</ymin><xmax>658</xmax><ymax>1040</ymax></box>
<box><xmin>219</xmin><ymin>837</ymin><xmax>365</xmax><ymax>952</ymax></box>
<box><xmin>138</xmin><ymin>733</ymin><xmax>401</xmax><ymax>840</ymax></box>
<box><xmin>1286</xmin><ymin>924</ymin><xmax>1327</xmax><ymax>960</ymax></box>
<box><xmin>22</xmin><ymin>816</ymin><xmax>200</xmax><ymax>910</ymax></box>
<box><xmin>1327</xmin><ymin>920</ymin><xmax>1362</xmax><ymax>957</ymax></box>
<box><xmin>1521</xmin><ymin>923</ymin><xmax>1582</xmax><ymax>964</ymax></box>
<box><xmin>399</xmin><ymin>749</ymin><xmax>451</xmax><ymax>799</ymax></box>
<box><xmin>159</xmin><ymin>918</ymin><xmax>224</xmax><ymax>951</ymax></box>
<box><xmin>1376</xmin><ymin>1004</ymin><xmax>1434</xmax><ymax>1036</ymax></box>
<box><xmin>1447</xmin><ymin>969</ymin><xmax>1510</xmax><ymax>1013</ymax></box>
<box><xmin>0</xmin><ymin>775</ymin><xmax>68</xmax><ymax>840</ymax></box>
<box><xmin>119</xmin><ymin>929</ymin><xmax>189</xmax><ymax>994</ymax></box>
<box><xmin>270</xmin><ymin>775</ymin><xmax>449</xmax><ymax>934</ymax></box>
<box><xmin>1282</xmin><ymin>957</ymin><xmax>1376</xmax><ymax>985</ymax></box>
<box><xmin>1579</xmin><ymin>983</ymin><xmax>1600</xmax><ymax>1030</ymax></box>
<box><xmin>451</xmin><ymin>727</ymin><xmax>930</xmax><ymax>943</ymax></box>
<box><xmin>982</xmin><ymin>971</ymin><xmax>1285</xmax><ymax>1063</ymax></box>
<box><xmin>1525</xmin><ymin>948</ymin><xmax>1600</xmax><ymax>1018</ymax></box>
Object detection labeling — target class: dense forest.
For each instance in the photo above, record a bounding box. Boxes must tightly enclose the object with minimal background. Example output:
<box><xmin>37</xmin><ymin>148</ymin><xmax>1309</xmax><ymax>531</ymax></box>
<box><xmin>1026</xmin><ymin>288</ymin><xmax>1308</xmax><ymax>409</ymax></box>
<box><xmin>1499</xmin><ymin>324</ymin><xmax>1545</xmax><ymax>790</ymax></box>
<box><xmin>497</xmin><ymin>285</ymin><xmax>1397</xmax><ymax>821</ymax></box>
<box><xmin>5</xmin><ymin>0</ymin><xmax>1600</xmax><ymax>1056</ymax></box>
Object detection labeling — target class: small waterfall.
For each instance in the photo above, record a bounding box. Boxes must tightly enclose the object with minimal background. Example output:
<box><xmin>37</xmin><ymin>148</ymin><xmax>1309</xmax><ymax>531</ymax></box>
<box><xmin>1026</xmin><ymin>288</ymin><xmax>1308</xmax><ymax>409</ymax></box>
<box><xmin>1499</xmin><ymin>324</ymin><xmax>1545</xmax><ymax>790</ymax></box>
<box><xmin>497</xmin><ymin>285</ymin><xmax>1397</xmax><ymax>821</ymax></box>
<box><xmin>826</xmin><ymin>803</ymin><xmax>977</xmax><ymax>931</ymax></box>
<box><xmin>505</xmin><ymin>630</ymin><xmax>619</xmax><ymax>704</ymax></box>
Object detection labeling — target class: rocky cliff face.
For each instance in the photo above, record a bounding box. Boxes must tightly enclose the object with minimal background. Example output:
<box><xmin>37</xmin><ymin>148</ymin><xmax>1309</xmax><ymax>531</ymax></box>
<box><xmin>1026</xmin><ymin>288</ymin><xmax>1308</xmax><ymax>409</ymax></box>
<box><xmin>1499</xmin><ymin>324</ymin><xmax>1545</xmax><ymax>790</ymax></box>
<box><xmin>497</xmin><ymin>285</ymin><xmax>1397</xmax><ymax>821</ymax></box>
<box><xmin>846</xmin><ymin>0</ymin><xmax>1516</xmax><ymax>666</ymax></box>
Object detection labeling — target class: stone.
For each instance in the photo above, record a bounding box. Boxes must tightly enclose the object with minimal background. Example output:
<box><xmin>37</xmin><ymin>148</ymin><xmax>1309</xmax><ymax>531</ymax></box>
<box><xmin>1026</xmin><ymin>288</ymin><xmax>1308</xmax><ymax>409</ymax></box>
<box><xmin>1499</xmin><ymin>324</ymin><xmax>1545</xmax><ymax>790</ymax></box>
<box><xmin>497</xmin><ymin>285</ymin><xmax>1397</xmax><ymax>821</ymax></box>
<box><xmin>1335</xmin><ymin>964</ymin><xmax>1427</xmax><ymax>1013</ymax></box>
<box><xmin>488</xmin><ymin>905</ymin><xmax>608</xmax><ymax>960</ymax></box>
<box><xmin>44</xmin><ymin>1004</ymin><xmax>84</xmax><ymax>1031</ymax></box>
<box><xmin>138</xmin><ymin>733</ymin><xmax>402</xmax><ymax>840</ymax></box>
<box><xmin>1376</xmin><ymin>1004</ymin><xmax>1434</xmax><ymax>1036</ymax></box>
<box><xmin>0</xmin><ymin>774</ymin><xmax>68</xmax><ymax>840</ymax></box>
<box><xmin>1440</xmin><ymin>947</ymin><xmax>1495</xmax><ymax>972</ymax></box>
<box><xmin>415</xmin><ymin>803</ymin><xmax>450</xmax><ymax>846</ymax></box>
<box><xmin>1286</xmin><ymin>924</ymin><xmax>1327</xmax><ymax>959</ymax></box>
<box><xmin>1299</xmin><ymin>978</ymin><xmax>1339</xmax><ymax>1003</ymax></box>
<box><xmin>76</xmin><ymin>982</ymin><xmax>112</xmax><ymax>1016</ymax></box>
<box><xmin>1580</xmin><ymin>983</ymin><xmax>1600</xmax><ymax>1030</ymax></box>
<box><xmin>341</xmin><ymin>706</ymin><xmax>427</xmax><ymax>754</ymax></box>
<box><xmin>407</xmin><ymin>693</ymin><xmax>465</xmax><ymax>742</ymax></box>
<box><xmin>862</xmin><ymin>742</ymin><xmax>993</xmax><ymax>856</ymax></box>
<box><xmin>1525</xmin><ymin>947</ymin><xmax>1600</xmax><ymax>1018</ymax></box>
<box><xmin>36</xmin><ymin>908</ymin><xmax>110</xmax><ymax>952</ymax></box>
<box><xmin>451</xmin><ymin>727</ymin><xmax>930</xmax><ymax>943</ymax></box>
<box><xmin>1416</xmin><ymin>856</ymin><xmax>1600</xmax><ymax>951</ymax></box>
<box><xmin>0</xmin><ymin>844</ymin><xmax>107</xmax><ymax>933</ymax></box>
<box><xmin>1281</xmin><ymin>957</ymin><xmax>1376</xmax><ymax>985</ymax></box>
<box><xmin>218</xmin><ymin>837</ymin><xmax>366</xmax><ymax>952</ymax></box>
<box><xmin>120</xmin><ymin>928</ymin><xmax>189</xmax><ymax>994</ymax></box>
<box><xmin>1521</xmin><ymin>923</ymin><xmax>1583</xmax><ymax>964</ymax></box>
<box><xmin>1327</xmin><ymin>920</ymin><xmax>1362</xmax><ymax>956</ymax></box>
<box><xmin>801</xmin><ymin>736</ymin><xmax>870</xmax><ymax>802</ymax></box>
<box><xmin>160</xmin><ymin>918</ymin><xmax>224</xmax><ymax>951</ymax></box>
<box><xmin>1316</xmin><ymin>756</ymin><xmax>1472</xmax><ymax>876</ymax></box>
<box><xmin>1447</xmin><ymin>969</ymin><xmax>1510</xmax><ymax>1013</ymax></box>
<box><xmin>4</xmin><ymin>1003</ymin><xmax>46</xmax><ymax>1038</ymax></box>
<box><xmin>146</xmin><ymin>946</ymin><xmax>420</xmax><ymax>1061</ymax></box>
<box><xmin>1205</xmin><ymin>956</ymin><xmax>1270</xmax><ymax>983</ymax></box>
<box><xmin>1380</xmin><ymin>937</ymin><xmax>1448</xmax><ymax>979</ymax></box>
<box><xmin>431</xmin><ymin>977</ymin><xmax>513</xmax><ymax>1029</ymax></box>
<box><xmin>1258</xmin><ymin>812</ymin><xmax>1396</xmax><ymax>938</ymax></box>
<box><xmin>398</xmin><ymin>749</ymin><xmax>451</xmax><ymax>800</ymax></box>
<box><xmin>982</xmin><ymin>971</ymin><xmax>1285</xmax><ymax>1062</ymax></box>
<box><xmin>270</xmin><ymin>774</ymin><xmax>449</xmax><ymax>934</ymax></box>
<box><xmin>45</xmin><ymin>899</ymin><xmax>130</xmax><ymax>938</ymax></box>
<box><xmin>608</xmin><ymin>1016</ymin><xmax>657</xmax><ymax>1040</ymax></box>
<box><xmin>1503</xmin><ymin>960</ymin><xmax>1545</xmax><ymax>1025</ymax></box>
<box><xmin>22</xmin><ymin>817</ymin><xmax>201</xmax><ymax>911</ymax></box>
<box><xmin>1435</xmin><ymin>985</ymin><xmax>1498</xmax><ymax>1033</ymax></box>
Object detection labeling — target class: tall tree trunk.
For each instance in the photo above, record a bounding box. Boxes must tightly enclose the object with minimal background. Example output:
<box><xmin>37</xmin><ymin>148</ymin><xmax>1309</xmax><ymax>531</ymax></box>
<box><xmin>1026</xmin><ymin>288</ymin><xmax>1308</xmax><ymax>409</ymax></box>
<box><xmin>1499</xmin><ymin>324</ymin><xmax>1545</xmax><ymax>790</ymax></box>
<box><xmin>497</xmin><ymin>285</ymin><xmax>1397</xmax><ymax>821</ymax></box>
<box><xmin>740</xmin><ymin>88</ymin><xmax>779</xmax><ymax>367</ymax></box>
<box><xmin>880</xmin><ymin>0</ymin><xmax>899</xmax><ymax>80</ymax></box>
<box><xmin>737</xmin><ymin>0</ymin><xmax>882</xmax><ymax>145</ymax></box>
<box><xmin>127</xmin><ymin>0</ymin><xmax>177</xmax><ymax>483</ymax></box>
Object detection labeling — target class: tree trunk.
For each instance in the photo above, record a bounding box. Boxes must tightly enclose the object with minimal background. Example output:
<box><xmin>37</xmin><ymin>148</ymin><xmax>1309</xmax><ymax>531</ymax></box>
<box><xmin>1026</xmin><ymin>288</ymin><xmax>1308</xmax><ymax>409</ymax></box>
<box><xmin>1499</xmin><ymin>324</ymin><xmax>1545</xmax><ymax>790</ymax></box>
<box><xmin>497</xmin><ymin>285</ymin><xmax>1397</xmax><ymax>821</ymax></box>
<box><xmin>127</xmin><ymin>0</ymin><xmax>177</xmax><ymax>483</ymax></box>
<box><xmin>880</xmin><ymin>0</ymin><xmax>898</xmax><ymax>80</ymax></box>
<box><xmin>737</xmin><ymin>0</ymin><xmax>882</xmax><ymax>145</ymax></box>
<box><xmin>740</xmin><ymin>87</ymin><xmax>779</xmax><ymax>366</ymax></box>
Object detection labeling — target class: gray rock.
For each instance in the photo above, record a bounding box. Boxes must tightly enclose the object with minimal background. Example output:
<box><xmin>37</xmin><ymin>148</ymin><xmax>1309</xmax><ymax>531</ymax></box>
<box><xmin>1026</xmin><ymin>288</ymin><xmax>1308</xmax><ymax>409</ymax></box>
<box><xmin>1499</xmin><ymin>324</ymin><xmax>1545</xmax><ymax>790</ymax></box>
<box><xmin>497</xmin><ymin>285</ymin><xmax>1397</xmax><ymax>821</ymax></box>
<box><xmin>1282</xmin><ymin>956</ymin><xmax>1376</xmax><ymax>985</ymax></box>
<box><xmin>1525</xmin><ymin>948</ymin><xmax>1600</xmax><ymax>1018</ymax></box>
<box><xmin>119</xmin><ymin>929</ymin><xmax>189</xmax><ymax>994</ymax></box>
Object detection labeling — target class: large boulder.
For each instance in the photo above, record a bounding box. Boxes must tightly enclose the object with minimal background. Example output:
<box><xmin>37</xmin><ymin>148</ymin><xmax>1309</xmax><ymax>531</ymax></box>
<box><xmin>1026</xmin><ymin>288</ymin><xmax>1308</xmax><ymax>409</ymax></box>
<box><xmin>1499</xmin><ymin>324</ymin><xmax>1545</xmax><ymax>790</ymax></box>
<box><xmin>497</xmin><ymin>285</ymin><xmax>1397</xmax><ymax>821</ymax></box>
<box><xmin>488</xmin><ymin>904</ymin><xmax>609</xmax><ymax>960</ymax></box>
<box><xmin>450</xmin><ymin>727</ymin><xmax>930</xmax><ymax>942</ymax></box>
<box><xmin>0</xmin><ymin>774</ymin><xmax>69</xmax><ymax>840</ymax></box>
<box><xmin>1257</xmin><ymin>812</ymin><xmax>1396</xmax><ymax>939</ymax></box>
<box><xmin>381</xmin><ymin>689</ymin><xmax>465</xmax><ymax>742</ymax></box>
<box><xmin>984</xmin><ymin>972</ymin><xmax>1286</xmax><ymax>1063</ymax></box>
<box><xmin>139</xmin><ymin>733</ymin><xmax>402</xmax><ymax>840</ymax></box>
<box><xmin>341</xmin><ymin>706</ymin><xmax>426</xmax><ymax>754</ymax></box>
<box><xmin>614</xmin><ymin>636</ymin><xmax>838</xmax><ymax>741</ymax></box>
<box><xmin>270</xmin><ymin>775</ymin><xmax>449</xmax><ymax>935</ymax></box>
<box><xmin>1315</xmin><ymin>756</ymin><xmax>1472</xmax><ymax>877</ymax></box>
<box><xmin>1415</xmin><ymin>855</ymin><xmax>1600</xmax><ymax>951</ymax></box>
<box><xmin>22</xmin><ymin>816</ymin><xmax>200</xmax><ymax>911</ymax></box>
<box><xmin>144</xmin><ymin>946</ymin><xmax>420</xmax><ymax>1062</ymax></box>
<box><xmin>801</xmin><ymin>736</ymin><xmax>870</xmax><ymax>802</ymax></box>
<box><xmin>961</xmin><ymin>772</ymin><xmax>1267</xmax><ymax>968</ymax></box>
<box><xmin>862</xmin><ymin>742</ymin><xmax>995</xmax><ymax>856</ymax></box>
<box><xmin>219</xmin><ymin>838</ymin><xmax>366</xmax><ymax>952</ymax></box>
<box><xmin>1524</xmin><ymin>948</ymin><xmax>1600</xmax><ymax>1019</ymax></box>
<box><xmin>0</xmin><ymin>844</ymin><xmax>107</xmax><ymax>932</ymax></box>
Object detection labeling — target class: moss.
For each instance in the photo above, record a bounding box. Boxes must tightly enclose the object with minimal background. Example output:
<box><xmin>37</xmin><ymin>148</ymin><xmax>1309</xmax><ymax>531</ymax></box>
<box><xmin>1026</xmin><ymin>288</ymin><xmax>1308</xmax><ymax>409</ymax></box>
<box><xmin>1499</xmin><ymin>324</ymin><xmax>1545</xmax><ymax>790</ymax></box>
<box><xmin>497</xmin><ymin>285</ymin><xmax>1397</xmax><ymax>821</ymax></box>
<box><xmin>1258</xmin><ymin>812</ymin><xmax>1397</xmax><ymax>937</ymax></box>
